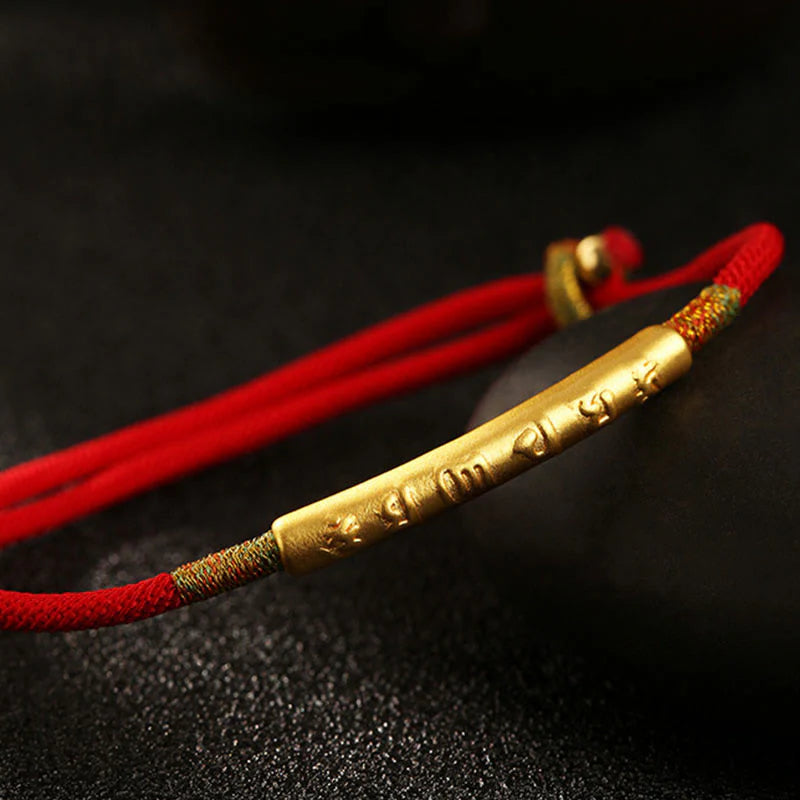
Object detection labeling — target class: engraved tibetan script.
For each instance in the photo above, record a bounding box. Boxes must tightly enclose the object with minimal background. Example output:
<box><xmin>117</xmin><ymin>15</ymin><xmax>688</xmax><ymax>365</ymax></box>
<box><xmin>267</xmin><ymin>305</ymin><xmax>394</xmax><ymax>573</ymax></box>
<box><xmin>437</xmin><ymin>456</ymin><xmax>495</xmax><ymax>504</ymax></box>
<box><xmin>513</xmin><ymin>417</ymin><xmax>561</xmax><ymax>461</ymax></box>
<box><xmin>376</xmin><ymin>490</ymin><xmax>411</xmax><ymax>530</ymax></box>
<box><xmin>578</xmin><ymin>390</ymin><xmax>617</xmax><ymax>427</ymax></box>
<box><xmin>320</xmin><ymin>514</ymin><xmax>362</xmax><ymax>555</ymax></box>
<box><xmin>632</xmin><ymin>360</ymin><xmax>661</xmax><ymax>403</ymax></box>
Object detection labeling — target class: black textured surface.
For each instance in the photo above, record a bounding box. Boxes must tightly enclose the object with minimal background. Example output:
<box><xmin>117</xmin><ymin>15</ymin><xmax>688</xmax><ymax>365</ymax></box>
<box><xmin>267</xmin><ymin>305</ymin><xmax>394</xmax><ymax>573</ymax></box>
<box><xmin>1</xmin><ymin>3</ymin><xmax>800</xmax><ymax>799</ymax></box>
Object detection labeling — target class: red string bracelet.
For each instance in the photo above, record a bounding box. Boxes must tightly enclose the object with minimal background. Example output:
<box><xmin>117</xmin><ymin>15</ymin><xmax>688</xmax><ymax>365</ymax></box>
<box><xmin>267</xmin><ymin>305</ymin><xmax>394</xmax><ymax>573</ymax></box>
<box><xmin>0</xmin><ymin>223</ymin><xmax>784</xmax><ymax>632</ymax></box>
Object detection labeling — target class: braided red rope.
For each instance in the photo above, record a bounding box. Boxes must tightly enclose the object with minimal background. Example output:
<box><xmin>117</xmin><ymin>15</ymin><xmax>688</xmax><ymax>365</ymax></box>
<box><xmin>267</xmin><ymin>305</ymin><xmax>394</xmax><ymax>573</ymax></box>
<box><xmin>0</xmin><ymin>223</ymin><xmax>784</xmax><ymax>632</ymax></box>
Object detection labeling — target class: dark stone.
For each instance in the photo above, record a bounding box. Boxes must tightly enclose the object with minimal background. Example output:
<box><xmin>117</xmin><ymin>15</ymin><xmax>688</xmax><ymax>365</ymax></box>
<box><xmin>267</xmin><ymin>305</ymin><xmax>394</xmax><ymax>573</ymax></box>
<box><xmin>468</xmin><ymin>274</ymin><xmax>800</xmax><ymax>684</ymax></box>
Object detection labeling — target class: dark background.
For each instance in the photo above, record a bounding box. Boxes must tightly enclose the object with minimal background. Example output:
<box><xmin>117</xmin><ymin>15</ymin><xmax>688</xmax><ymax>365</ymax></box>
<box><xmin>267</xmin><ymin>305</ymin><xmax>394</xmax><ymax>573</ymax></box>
<box><xmin>1</xmin><ymin>2</ymin><xmax>799</xmax><ymax>798</ymax></box>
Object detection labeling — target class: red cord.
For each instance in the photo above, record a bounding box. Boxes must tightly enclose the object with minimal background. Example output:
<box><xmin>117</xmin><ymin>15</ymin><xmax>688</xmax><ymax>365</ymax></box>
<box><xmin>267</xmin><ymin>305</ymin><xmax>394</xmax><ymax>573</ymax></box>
<box><xmin>0</xmin><ymin>306</ymin><xmax>551</xmax><ymax>545</ymax></box>
<box><xmin>0</xmin><ymin>223</ymin><xmax>784</xmax><ymax>632</ymax></box>
<box><xmin>0</xmin><ymin>272</ymin><xmax>543</xmax><ymax>514</ymax></box>
<box><xmin>0</xmin><ymin>574</ymin><xmax>182</xmax><ymax>633</ymax></box>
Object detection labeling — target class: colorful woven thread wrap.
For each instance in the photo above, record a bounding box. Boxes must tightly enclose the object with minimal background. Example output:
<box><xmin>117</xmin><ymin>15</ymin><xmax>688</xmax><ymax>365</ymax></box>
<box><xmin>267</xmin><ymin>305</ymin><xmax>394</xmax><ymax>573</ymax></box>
<box><xmin>172</xmin><ymin>530</ymin><xmax>283</xmax><ymax>604</ymax></box>
<box><xmin>0</xmin><ymin>222</ymin><xmax>785</xmax><ymax>632</ymax></box>
<box><xmin>665</xmin><ymin>284</ymin><xmax>741</xmax><ymax>351</ymax></box>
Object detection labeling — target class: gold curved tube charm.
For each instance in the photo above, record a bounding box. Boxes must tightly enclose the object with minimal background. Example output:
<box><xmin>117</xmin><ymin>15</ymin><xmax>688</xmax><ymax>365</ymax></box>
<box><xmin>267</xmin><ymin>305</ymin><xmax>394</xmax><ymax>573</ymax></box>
<box><xmin>271</xmin><ymin>325</ymin><xmax>692</xmax><ymax>575</ymax></box>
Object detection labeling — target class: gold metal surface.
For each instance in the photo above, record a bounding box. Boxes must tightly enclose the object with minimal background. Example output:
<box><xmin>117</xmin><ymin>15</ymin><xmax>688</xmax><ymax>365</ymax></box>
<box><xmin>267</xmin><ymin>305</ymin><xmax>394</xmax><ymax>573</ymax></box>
<box><xmin>543</xmin><ymin>241</ymin><xmax>594</xmax><ymax>328</ymax></box>
<box><xmin>272</xmin><ymin>326</ymin><xmax>692</xmax><ymax>575</ymax></box>
<box><xmin>575</xmin><ymin>234</ymin><xmax>612</xmax><ymax>285</ymax></box>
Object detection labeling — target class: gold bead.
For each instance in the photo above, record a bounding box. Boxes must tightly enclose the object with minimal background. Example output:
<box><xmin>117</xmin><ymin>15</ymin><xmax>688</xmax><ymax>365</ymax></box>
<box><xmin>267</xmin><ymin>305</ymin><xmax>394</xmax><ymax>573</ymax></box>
<box><xmin>575</xmin><ymin>234</ymin><xmax>612</xmax><ymax>285</ymax></box>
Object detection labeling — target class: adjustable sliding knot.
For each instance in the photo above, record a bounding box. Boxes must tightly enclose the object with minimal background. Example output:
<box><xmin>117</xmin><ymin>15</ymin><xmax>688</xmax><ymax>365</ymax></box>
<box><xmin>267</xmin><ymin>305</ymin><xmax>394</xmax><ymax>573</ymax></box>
<box><xmin>544</xmin><ymin>227</ymin><xmax>643</xmax><ymax>328</ymax></box>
